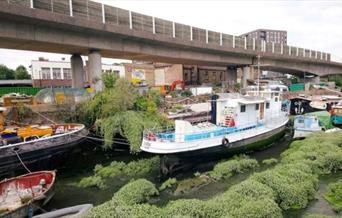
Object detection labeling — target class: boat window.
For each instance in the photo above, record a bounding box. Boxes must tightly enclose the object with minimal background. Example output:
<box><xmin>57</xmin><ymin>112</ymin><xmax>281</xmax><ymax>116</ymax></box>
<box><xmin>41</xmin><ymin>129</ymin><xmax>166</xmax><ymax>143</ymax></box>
<box><xmin>255</xmin><ymin>104</ymin><xmax>259</xmax><ymax>110</ymax></box>
<box><xmin>240</xmin><ymin>105</ymin><xmax>246</xmax><ymax>113</ymax></box>
<box><xmin>266</xmin><ymin>102</ymin><xmax>270</xmax><ymax>109</ymax></box>
<box><xmin>275</xmin><ymin>97</ymin><xmax>279</xmax><ymax>102</ymax></box>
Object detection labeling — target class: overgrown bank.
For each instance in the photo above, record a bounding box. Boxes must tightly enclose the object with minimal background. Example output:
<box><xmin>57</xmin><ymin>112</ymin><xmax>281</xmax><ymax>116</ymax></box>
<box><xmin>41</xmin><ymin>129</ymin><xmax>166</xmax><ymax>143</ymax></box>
<box><xmin>85</xmin><ymin>131</ymin><xmax>342</xmax><ymax>218</ymax></box>
<box><xmin>78</xmin><ymin>75</ymin><xmax>171</xmax><ymax>153</ymax></box>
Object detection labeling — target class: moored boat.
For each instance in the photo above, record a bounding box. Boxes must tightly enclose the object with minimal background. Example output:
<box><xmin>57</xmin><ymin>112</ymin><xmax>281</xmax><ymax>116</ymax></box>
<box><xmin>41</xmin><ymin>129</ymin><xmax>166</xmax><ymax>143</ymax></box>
<box><xmin>331</xmin><ymin>102</ymin><xmax>342</xmax><ymax>125</ymax></box>
<box><xmin>141</xmin><ymin>88</ymin><xmax>289</xmax><ymax>158</ymax></box>
<box><xmin>33</xmin><ymin>204</ymin><xmax>93</xmax><ymax>218</ymax></box>
<box><xmin>293</xmin><ymin>111</ymin><xmax>334</xmax><ymax>139</ymax></box>
<box><xmin>0</xmin><ymin>171</ymin><xmax>56</xmax><ymax>218</ymax></box>
<box><xmin>0</xmin><ymin>124</ymin><xmax>88</xmax><ymax>178</ymax></box>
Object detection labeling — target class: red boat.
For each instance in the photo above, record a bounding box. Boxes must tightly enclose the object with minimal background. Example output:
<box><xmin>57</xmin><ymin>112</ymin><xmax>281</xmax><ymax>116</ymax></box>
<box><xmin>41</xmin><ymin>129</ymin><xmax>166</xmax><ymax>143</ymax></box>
<box><xmin>0</xmin><ymin>171</ymin><xmax>56</xmax><ymax>218</ymax></box>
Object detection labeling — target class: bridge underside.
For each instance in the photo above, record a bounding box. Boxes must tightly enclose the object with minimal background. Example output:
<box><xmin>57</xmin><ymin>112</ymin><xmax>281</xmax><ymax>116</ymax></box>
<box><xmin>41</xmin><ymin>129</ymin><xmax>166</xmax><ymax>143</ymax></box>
<box><xmin>0</xmin><ymin>2</ymin><xmax>341</xmax><ymax>78</ymax></box>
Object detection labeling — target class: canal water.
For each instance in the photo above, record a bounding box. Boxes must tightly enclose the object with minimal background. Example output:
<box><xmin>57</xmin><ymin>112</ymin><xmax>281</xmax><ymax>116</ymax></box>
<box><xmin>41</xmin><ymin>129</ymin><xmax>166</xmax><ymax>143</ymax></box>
<box><xmin>42</xmin><ymin>132</ymin><xmax>340</xmax><ymax>217</ymax></box>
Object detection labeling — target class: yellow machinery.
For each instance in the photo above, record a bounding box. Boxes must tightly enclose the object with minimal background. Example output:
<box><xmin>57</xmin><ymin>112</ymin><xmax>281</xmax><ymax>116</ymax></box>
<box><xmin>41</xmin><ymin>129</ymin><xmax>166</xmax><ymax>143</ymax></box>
<box><xmin>16</xmin><ymin>126</ymin><xmax>53</xmax><ymax>139</ymax></box>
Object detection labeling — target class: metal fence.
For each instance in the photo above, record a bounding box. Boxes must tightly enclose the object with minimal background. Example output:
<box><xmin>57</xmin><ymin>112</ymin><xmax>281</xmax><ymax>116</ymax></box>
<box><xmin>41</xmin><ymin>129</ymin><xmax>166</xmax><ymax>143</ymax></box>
<box><xmin>3</xmin><ymin>0</ymin><xmax>331</xmax><ymax>62</ymax></box>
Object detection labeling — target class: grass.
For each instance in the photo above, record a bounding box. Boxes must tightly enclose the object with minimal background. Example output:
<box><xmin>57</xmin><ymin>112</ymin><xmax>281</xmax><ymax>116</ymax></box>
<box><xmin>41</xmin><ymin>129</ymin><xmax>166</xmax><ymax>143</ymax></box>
<box><xmin>324</xmin><ymin>192</ymin><xmax>342</xmax><ymax>212</ymax></box>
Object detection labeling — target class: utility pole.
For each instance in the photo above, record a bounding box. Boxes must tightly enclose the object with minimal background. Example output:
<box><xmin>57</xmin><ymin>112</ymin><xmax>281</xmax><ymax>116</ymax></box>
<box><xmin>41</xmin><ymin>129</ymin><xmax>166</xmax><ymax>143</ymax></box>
<box><xmin>257</xmin><ymin>54</ymin><xmax>261</xmax><ymax>95</ymax></box>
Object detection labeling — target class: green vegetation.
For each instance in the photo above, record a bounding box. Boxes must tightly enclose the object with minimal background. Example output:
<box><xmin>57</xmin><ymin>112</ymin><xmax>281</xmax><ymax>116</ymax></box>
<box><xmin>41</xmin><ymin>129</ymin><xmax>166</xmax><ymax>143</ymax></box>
<box><xmin>14</xmin><ymin>65</ymin><xmax>31</xmax><ymax>79</ymax></box>
<box><xmin>114</xmin><ymin>179</ymin><xmax>159</xmax><ymax>204</ymax></box>
<box><xmin>85</xmin><ymin>132</ymin><xmax>342</xmax><ymax>218</ymax></box>
<box><xmin>262</xmin><ymin>158</ymin><xmax>278</xmax><ymax>165</ymax></box>
<box><xmin>0</xmin><ymin>64</ymin><xmax>15</xmax><ymax>80</ymax></box>
<box><xmin>86</xmin><ymin>179</ymin><xmax>162</xmax><ymax>218</ymax></box>
<box><xmin>305</xmin><ymin>215</ymin><xmax>337</xmax><ymax>218</ymax></box>
<box><xmin>328</xmin><ymin>75</ymin><xmax>342</xmax><ymax>88</ymax></box>
<box><xmin>159</xmin><ymin>178</ymin><xmax>177</xmax><ymax>191</ymax></box>
<box><xmin>0</xmin><ymin>64</ymin><xmax>30</xmax><ymax>80</ymax></box>
<box><xmin>79</xmin><ymin>156</ymin><xmax>160</xmax><ymax>189</ymax></box>
<box><xmin>209</xmin><ymin>155</ymin><xmax>259</xmax><ymax>180</ymax></box>
<box><xmin>324</xmin><ymin>180</ymin><xmax>342</xmax><ymax>212</ymax></box>
<box><xmin>79</xmin><ymin>75</ymin><xmax>170</xmax><ymax>153</ymax></box>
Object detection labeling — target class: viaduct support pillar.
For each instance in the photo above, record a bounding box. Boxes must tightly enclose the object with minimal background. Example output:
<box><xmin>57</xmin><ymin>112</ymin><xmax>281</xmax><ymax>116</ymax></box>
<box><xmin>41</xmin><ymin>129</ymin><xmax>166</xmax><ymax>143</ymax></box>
<box><xmin>71</xmin><ymin>54</ymin><xmax>84</xmax><ymax>88</ymax></box>
<box><xmin>89</xmin><ymin>50</ymin><xmax>103</xmax><ymax>92</ymax></box>
<box><xmin>226</xmin><ymin>66</ymin><xmax>237</xmax><ymax>85</ymax></box>
<box><xmin>241</xmin><ymin>66</ymin><xmax>251</xmax><ymax>89</ymax></box>
<box><xmin>313</xmin><ymin>76</ymin><xmax>320</xmax><ymax>84</ymax></box>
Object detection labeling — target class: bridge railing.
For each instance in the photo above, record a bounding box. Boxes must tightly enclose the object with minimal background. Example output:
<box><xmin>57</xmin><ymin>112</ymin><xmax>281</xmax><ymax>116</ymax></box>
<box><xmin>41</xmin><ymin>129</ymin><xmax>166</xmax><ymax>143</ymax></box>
<box><xmin>3</xmin><ymin>0</ymin><xmax>331</xmax><ymax>63</ymax></box>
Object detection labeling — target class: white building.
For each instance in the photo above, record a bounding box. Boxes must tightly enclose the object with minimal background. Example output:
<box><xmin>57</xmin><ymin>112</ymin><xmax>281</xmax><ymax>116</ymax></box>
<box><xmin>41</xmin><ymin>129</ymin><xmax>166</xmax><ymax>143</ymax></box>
<box><xmin>31</xmin><ymin>58</ymin><xmax>126</xmax><ymax>87</ymax></box>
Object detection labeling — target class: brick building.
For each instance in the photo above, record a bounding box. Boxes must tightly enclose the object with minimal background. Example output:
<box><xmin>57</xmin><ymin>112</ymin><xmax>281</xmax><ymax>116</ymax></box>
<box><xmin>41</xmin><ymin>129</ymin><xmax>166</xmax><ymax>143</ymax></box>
<box><xmin>240</xmin><ymin>29</ymin><xmax>287</xmax><ymax>44</ymax></box>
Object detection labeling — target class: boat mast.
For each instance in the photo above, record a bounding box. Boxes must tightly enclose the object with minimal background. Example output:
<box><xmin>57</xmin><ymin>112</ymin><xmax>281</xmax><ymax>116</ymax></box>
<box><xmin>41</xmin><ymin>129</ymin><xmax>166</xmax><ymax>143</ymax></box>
<box><xmin>257</xmin><ymin>54</ymin><xmax>260</xmax><ymax>96</ymax></box>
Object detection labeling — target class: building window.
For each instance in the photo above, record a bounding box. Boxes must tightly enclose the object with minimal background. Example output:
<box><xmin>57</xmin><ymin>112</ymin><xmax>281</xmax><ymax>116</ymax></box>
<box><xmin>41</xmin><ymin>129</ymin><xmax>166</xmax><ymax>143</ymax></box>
<box><xmin>240</xmin><ymin>105</ymin><xmax>246</xmax><ymax>113</ymax></box>
<box><xmin>266</xmin><ymin>102</ymin><xmax>270</xmax><ymax>109</ymax></box>
<box><xmin>53</xmin><ymin>68</ymin><xmax>62</xmax><ymax>79</ymax></box>
<box><xmin>113</xmin><ymin>70</ymin><xmax>120</xmax><ymax>77</ymax></box>
<box><xmin>255</xmin><ymin>104</ymin><xmax>259</xmax><ymax>110</ymax></box>
<box><xmin>41</xmin><ymin>68</ymin><xmax>51</xmax><ymax>79</ymax></box>
<box><xmin>63</xmin><ymin>68</ymin><xmax>71</xmax><ymax>80</ymax></box>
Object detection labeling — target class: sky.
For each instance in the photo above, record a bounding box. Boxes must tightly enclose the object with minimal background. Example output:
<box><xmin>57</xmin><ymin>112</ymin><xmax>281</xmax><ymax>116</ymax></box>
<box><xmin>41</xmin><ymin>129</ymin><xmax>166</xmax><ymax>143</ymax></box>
<box><xmin>0</xmin><ymin>0</ymin><xmax>342</xmax><ymax>70</ymax></box>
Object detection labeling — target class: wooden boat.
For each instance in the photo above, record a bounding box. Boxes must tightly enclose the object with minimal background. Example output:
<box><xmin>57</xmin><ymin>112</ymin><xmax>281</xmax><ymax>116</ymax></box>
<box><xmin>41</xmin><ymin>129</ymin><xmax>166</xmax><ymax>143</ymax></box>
<box><xmin>0</xmin><ymin>171</ymin><xmax>56</xmax><ymax>218</ymax></box>
<box><xmin>33</xmin><ymin>204</ymin><xmax>93</xmax><ymax>218</ymax></box>
<box><xmin>0</xmin><ymin>124</ymin><xmax>88</xmax><ymax>178</ymax></box>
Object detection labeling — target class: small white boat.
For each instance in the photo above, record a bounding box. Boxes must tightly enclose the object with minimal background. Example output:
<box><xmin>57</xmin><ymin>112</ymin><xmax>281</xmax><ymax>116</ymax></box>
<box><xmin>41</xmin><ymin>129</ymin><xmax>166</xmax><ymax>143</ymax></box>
<box><xmin>309</xmin><ymin>101</ymin><xmax>327</xmax><ymax>110</ymax></box>
<box><xmin>293</xmin><ymin>115</ymin><xmax>323</xmax><ymax>139</ymax></box>
<box><xmin>33</xmin><ymin>204</ymin><xmax>93</xmax><ymax>218</ymax></box>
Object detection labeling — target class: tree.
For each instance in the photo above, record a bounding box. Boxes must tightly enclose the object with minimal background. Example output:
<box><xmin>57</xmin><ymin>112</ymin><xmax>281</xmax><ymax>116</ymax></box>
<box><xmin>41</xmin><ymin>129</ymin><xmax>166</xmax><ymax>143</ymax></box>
<box><xmin>15</xmin><ymin>65</ymin><xmax>31</xmax><ymax>79</ymax></box>
<box><xmin>0</xmin><ymin>64</ymin><xmax>15</xmax><ymax>80</ymax></box>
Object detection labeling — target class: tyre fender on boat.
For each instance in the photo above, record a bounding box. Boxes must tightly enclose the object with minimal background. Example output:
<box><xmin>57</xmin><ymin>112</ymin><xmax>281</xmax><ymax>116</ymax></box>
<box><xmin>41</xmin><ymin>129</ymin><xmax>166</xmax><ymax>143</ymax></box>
<box><xmin>222</xmin><ymin>137</ymin><xmax>230</xmax><ymax>147</ymax></box>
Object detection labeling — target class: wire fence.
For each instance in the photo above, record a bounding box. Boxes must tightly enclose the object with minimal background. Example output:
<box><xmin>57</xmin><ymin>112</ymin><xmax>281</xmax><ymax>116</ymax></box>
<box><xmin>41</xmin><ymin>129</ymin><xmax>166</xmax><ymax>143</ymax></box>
<box><xmin>3</xmin><ymin>0</ymin><xmax>331</xmax><ymax>62</ymax></box>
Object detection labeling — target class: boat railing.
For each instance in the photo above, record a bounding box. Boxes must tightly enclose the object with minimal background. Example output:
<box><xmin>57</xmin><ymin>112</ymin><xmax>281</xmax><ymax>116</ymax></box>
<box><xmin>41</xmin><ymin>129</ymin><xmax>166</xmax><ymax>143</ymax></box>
<box><xmin>143</xmin><ymin>122</ymin><xmax>264</xmax><ymax>143</ymax></box>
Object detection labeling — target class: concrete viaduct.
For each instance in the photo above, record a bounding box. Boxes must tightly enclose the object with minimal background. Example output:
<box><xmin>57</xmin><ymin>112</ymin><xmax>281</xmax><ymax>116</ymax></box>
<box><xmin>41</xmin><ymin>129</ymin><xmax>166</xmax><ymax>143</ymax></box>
<box><xmin>0</xmin><ymin>0</ymin><xmax>342</xmax><ymax>90</ymax></box>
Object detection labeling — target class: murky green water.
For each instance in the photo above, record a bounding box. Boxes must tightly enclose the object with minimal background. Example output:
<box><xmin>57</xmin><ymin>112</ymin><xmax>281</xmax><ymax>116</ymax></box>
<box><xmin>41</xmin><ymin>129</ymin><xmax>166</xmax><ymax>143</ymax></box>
<box><xmin>43</xmin><ymin>133</ymin><xmax>340</xmax><ymax>217</ymax></box>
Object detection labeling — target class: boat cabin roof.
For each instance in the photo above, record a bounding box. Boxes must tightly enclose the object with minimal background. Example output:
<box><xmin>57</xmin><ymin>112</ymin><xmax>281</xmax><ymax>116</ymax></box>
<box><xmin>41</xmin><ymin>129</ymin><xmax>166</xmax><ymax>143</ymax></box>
<box><xmin>216</xmin><ymin>93</ymin><xmax>265</xmax><ymax>105</ymax></box>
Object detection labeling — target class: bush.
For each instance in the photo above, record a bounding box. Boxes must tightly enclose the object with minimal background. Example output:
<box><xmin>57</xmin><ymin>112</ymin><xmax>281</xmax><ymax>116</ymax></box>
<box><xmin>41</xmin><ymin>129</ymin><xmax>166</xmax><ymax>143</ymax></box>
<box><xmin>210</xmin><ymin>180</ymin><xmax>281</xmax><ymax>218</ymax></box>
<box><xmin>209</xmin><ymin>156</ymin><xmax>258</xmax><ymax>180</ymax></box>
<box><xmin>262</xmin><ymin>158</ymin><xmax>278</xmax><ymax>165</ymax></box>
<box><xmin>251</xmin><ymin>168</ymin><xmax>317</xmax><ymax>210</ymax></box>
<box><xmin>229</xmin><ymin>198</ymin><xmax>282</xmax><ymax>218</ymax></box>
<box><xmin>79</xmin><ymin>157</ymin><xmax>160</xmax><ymax>189</ymax></box>
<box><xmin>86</xmin><ymin>132</ymin><xmax>342</xmax><ymax>217</ymax></box>
<box><xmin>163</xmin><ymin>199</ymin><xmax>227</xmax><ymax>218</ymax></box>
<box><xmin>329</xmin><ymin>180</ymin><xmax>342</xmax><ymax>201</ymax></box>
<box><xmin>305</xmin><ymin>215</ymin><xmax>337</xmax><ymax>218</ymax></box>
<box><xmin>159</xmin><ymin>178</ymin><xmax>177</xmax><ymax>191</ymax></box>
<box><xmin>114</xmin><ymin>179</ymin><xmax>159</xmax><ymax>205</ymax></box>
<box><xmin>324</xmin><ymin>180</ymin><xmax>342</xmax><ymax>212</ymax></box>
<box><xmin>86</xmin><ymin>199</ymin><xmax>162</xmax><ymax>218</ymax></box>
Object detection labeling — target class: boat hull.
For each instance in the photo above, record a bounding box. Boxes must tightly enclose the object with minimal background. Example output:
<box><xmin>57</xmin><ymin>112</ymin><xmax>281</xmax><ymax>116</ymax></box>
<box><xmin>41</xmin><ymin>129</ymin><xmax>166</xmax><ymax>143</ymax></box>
<box><xmin>1</xmin><ymin>171</ymin><xmax>56</xmax><ymax>218</ymax></box>
<box><xmin>2</xmin><ymin>187</ymin><xmax>55</xmax><ymax>218</ymax></box>
<box><xmin>159</xmin><ymin>124</ymin><xmax>287</xmax><ymax>175</ymax></box>
<box><xmin>171</xmin><ymin>124</ymin><xmax>286</xmax><ymax>158</ymax></box>
<box><xmin>0</xmin><ymin>127</ymin><xmax>88</xmax><ymax>178</ymax></box>
<box><xmin>293</xmin><ymin>129</ymin><xmax>322</xmax><ymax>139</ymax></box>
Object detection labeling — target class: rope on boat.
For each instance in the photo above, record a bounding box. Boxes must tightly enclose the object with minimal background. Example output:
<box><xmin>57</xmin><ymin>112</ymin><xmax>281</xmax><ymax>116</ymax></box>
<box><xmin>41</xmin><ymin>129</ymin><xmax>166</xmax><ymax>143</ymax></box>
<box><xmin>13</xmin><ymin>149</ymin><xmax>32</xmax><ymax>173</ymax></box>
<box><xmin>80</xmin><ymin>135</ymin><xmax>131</xmax><ymax>146</ymax></box>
